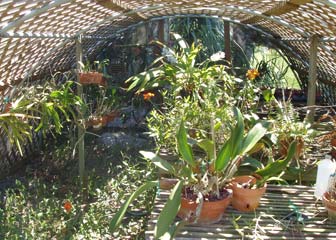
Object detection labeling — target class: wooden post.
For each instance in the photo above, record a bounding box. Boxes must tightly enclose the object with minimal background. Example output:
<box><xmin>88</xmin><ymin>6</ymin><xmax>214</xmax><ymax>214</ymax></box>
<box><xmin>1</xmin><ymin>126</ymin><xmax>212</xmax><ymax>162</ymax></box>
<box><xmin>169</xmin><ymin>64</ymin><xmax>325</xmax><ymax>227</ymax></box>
<box><xmin>306</xmin><ymin>35</ymin><xmax>319</xmax><ymax>123</ymax></box>
<box><xmin>224</xmin><ymin>21</ymin><xmax>231</xmax><ymax>65</ymax></box>
<box><xmin>158</xmin><ymin>19</ymin><xmax>165</xmax><ymax>44</ymax></box>
<box><xmin>75</xmin><ymin>35</ymin><xmax>85</xmax><ymax>187</ymax></box>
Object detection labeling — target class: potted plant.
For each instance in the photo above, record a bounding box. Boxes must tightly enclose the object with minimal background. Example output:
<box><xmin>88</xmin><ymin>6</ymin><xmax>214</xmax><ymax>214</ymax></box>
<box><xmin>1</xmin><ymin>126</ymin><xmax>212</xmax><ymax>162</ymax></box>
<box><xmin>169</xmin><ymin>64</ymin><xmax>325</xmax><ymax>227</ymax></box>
<box><xmin>323</xmin><ymin>172</ymin><xmax>336</xmax><ymax>221</ymax></box>
<box><xmin>317</xmin><ymin>110</ymin><xmax>336</xmax><ymax>158</ymax></box>
<box><xmin>79</xmin><ymin>59</ymin><xmax>109</xmax><ymax>86</ymax></box>
<box><xmin>230</xmin><ymin>141</ymin><xmax>296</xmax><ymax>212</ymax></box>
<box><xmin>109</xmin><ymin>106</ymin><xmax>268</xmax><ymax>238</ymax></box>
<box><xmin>85</xmin><ymin>87</ymin><xmax>120</xmax><ymax>129</ymax></box>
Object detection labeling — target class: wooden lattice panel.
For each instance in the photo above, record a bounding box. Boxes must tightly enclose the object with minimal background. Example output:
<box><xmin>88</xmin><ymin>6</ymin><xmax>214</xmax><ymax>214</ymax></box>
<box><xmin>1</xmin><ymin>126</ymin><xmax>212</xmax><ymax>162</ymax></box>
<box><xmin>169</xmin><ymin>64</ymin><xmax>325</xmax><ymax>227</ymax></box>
<box><xmin>146</xmin><ymin>185</ymin><xmax>336</xmax><ymax>239</ymax></box>
<box><xmin>281</xmin><ymin>1</ymin><xmax>336</xmax><ymax>37</ymax></box>
<box><xmin>0</xmin><ymin>0</ymin><xmax>335</xmax><ymax>101</ymax></box>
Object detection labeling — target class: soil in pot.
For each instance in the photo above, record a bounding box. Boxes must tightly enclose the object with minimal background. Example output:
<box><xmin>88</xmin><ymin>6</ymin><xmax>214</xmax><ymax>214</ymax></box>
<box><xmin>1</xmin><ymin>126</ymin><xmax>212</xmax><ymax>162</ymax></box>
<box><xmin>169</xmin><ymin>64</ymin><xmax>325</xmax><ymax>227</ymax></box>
<box><xmin>230</xmin><ymin>175</ymin><xmax>266</xmax><ymax>212</ymax></box>
<box><xmin>177</xmin><ymin>188</ymin><xmax>232</xmax><ymax>224</ymax></box>
<box><xmin>322</xmin><ymin>192</ymin><xmax>336</xmax><ymax>221</ymax></box>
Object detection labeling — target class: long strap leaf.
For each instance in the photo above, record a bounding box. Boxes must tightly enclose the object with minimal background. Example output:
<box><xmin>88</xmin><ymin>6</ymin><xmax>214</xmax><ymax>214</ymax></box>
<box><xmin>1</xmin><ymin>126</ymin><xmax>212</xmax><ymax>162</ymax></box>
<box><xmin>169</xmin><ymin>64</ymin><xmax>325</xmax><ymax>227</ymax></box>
<box><xmin>155</xmin><ymin>180</ymin><xmax>183</xmax><ymax>238</ymax></box>
<box><xmin>109</xmin><ymin>181</ymin><xmax>157</xmax><ymax>232</ymax></box>
<box><xmin>177</xmin><ymin>121</ymin><xmax>195</xmax><ymax>167</ymax></box>
<box><xmin>255</xmin><ymin>141</ymin><xmax>297</xmax><ymax>179</ymax></box>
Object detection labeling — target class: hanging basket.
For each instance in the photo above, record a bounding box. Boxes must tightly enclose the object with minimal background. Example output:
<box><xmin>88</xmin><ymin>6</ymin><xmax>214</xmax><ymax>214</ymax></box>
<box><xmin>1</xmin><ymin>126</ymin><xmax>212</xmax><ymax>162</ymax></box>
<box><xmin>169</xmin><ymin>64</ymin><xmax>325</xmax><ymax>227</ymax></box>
<box><xmin>79</xmin><ymin>72</ymin><xmax>106</xmax><ymax>86</ymax></box>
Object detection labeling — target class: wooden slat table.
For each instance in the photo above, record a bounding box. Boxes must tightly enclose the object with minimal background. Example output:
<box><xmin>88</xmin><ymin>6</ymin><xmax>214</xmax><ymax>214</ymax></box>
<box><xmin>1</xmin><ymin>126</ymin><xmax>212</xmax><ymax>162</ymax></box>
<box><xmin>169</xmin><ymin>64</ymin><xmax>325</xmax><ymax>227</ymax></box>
<box><xmin>146</xmin><ymin>185</ymin><xmax>336</xmax><ymax>239</ymax></box>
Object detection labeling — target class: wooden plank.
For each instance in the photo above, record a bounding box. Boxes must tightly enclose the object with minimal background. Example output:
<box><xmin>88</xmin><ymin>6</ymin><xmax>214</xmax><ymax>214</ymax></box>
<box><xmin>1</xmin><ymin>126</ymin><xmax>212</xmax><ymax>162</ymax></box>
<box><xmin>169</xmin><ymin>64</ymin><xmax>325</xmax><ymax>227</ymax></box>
<box><xmin>146</xmin><ymin>185</ymin><xmax>334</xmax><ymax>240</ymax></box>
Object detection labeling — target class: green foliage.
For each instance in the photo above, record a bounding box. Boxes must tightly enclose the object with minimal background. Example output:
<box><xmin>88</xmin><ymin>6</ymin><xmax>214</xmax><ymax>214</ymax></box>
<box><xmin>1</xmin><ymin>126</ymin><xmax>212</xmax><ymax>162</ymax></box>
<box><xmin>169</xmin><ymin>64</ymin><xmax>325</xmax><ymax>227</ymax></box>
<box><xmin>255</xmin><ymin>141</ymin><xmax>297</xmax><ymax>180</ymax></box>
<box><xmin>177</xmin><ymin>121</ymin><xmax>195</xmax><ymax>168</ymax></box>
<box><xmin>0</xmin><ymin>113</ymin><xmax>33</xmax><ymax>155</ymax></box>
<box><xmin>154</xmin><ymin>180</ymin><xmax>183</xmax><ymax>239</ymax></box>
<box><xmin>110</xmin><ymin>181</ymin><xmax>158</xmax><ymax>232</ymax></box>
<box><xmin>79</xmin><ymin>59</ymin><xmax>110</xmax><ymax>75</ymax></box>
<box><xmin>1</xmin><ymin>80</ymin><xmax>83</xmax><ymax>155</ymax></box>
<box><xmin>250</xmin><ymin>47</ymin><xmax>300</xmax><ymax>89</ymax></box>
<box><xmin>0</xmin><ymin>142</ymin><xmax>156</xmax><ymax>239</ymax></box>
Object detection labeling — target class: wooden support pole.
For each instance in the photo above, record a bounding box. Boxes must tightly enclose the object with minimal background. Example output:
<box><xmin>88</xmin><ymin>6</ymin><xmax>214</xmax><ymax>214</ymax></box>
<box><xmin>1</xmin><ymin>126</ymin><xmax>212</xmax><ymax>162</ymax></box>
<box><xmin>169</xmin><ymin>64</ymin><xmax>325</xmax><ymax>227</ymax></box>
<box><xmin>75</xmin><ymin>35</ymin><xmax>85</xmax><ymax>187</ymax></box>
<box><xmin>158</xmin><ymin>19</ymin><xmax>165</xmax><ymax>44</ymax></box>
<box><xmin>224</xmin><ymin>21</ymin><xmax>231</xmax><ymax>65</ymax></box>
<box><xmin>306</xmin><ymin>35</ymin><xmax>319</xmax><ymax>123</ymax></box>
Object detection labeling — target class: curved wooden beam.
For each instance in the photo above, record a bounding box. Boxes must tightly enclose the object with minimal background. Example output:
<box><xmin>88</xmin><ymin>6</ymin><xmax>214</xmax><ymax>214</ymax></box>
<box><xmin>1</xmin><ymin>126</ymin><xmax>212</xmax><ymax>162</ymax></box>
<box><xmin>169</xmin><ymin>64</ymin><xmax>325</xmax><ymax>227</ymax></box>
<box><xmin>243</xmin><ymin>0</ymin><xmax>312</xmax><ymax>24</ymax></box>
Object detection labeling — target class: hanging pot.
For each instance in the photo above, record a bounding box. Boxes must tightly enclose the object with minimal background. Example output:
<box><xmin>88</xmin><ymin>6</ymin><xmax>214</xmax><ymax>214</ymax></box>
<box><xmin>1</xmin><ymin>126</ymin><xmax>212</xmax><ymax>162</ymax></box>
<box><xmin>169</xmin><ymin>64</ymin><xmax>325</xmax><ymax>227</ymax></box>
<box><xmin>79</xmin><ymin>72</ymin><xmax>106</xmax><ymax>86</ymax></box>
<box><xmin>229</xmin><ymin>175</ymin><xmax>266</xmax><ymax>212</ymax></box>
<box><xmin>177</xmin><ymin>189</ymin><xmax>232</xmax><ymax>224</ymax></box>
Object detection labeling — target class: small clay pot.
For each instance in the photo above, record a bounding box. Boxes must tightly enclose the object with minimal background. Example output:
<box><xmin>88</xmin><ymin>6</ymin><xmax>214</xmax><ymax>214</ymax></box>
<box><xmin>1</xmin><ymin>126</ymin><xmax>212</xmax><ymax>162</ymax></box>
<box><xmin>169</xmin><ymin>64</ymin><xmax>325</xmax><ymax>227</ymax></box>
<box><xmin>230</xmin><ymin>175</ymin><xmax>266</xmax><ymax>212</ymax></box>
<box><xmin>91</xmin><ymin>117</ymin><xmax>104</xmax><ymax>130</ymax></box>
<box><xmin>79</xmin><ymin>72</ymin><xmax>106</xmax><ymax>86</ymax></box>
<box><xmin>106</xmin><ymin>111</ymin><xmax>119</xmax><ymax>122</ymax></box>
<box><xmin>177</xmin><ymin>189</ymin><xmax>232</xmax><ymax>224</ymax></box>
<box><xmin>322</xmin><ymin>192</ymin><xmax>336</xmax><ymax>221</ymax></box>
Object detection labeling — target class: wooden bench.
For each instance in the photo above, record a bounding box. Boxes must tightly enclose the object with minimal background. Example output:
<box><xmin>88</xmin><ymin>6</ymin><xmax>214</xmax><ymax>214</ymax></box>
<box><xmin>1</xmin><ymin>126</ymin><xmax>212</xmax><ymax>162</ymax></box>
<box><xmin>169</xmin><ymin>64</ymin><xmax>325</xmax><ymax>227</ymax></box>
<box><xmin>146</xmin><ymin>185</ymin><xmax>335</xmax><ymax>239</ymax></box>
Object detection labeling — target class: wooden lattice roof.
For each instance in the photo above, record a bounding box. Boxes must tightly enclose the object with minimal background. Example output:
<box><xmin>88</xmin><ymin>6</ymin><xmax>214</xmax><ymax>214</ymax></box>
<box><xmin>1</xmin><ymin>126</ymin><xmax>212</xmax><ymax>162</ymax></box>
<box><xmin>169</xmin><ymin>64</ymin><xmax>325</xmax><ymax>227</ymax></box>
<box><xmin>0</xmin><ymin>0</ymin><xmax>336</xmax><ymax>102</ymax></box>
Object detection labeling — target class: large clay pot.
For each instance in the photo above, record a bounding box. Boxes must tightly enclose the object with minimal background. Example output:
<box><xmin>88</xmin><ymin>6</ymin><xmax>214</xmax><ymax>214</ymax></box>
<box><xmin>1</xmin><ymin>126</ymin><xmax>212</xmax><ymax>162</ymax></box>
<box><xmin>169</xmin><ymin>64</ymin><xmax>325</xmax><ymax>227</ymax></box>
<box><xmin>322</xmin><ymin>192</ymin><xmax>336</xmax><ymax>221</ymax></box>
<box><xmin>230</xmin><ymin>175</ymin><xmax>266</xmax><ymax>212</ymax></box>
<box><xmin>177</xmin><ymin>189</ymin><xmax>232</xmax><ymax>224</ymax></box>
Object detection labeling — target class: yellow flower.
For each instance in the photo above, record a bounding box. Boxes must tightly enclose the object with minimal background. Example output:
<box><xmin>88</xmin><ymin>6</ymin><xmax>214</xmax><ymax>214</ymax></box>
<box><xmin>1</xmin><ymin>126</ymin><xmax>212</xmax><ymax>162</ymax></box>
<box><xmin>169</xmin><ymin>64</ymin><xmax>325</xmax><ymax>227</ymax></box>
<box><xmin>246</xmin><ymin>69</ymin><xmax>260</xmax><ymax>80</ymax></box>
<box><xmin>143</xmin><ymin>92</ymin><xmax>155</xmax><ymax>101</ymax></box>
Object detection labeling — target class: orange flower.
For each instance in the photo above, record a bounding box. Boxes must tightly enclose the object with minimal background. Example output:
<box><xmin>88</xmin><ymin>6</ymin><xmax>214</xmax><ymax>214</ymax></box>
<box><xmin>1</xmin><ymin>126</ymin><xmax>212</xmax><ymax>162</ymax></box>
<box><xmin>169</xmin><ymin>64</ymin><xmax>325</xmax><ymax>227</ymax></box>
<box><xmin>246</xmin><ymin>69</ymin><xmax>260</xmax><ymax>80</ymax></box>
<box><xmin>143</xmin><ymin>92</ymin><xmax>155</xmax><ymax>101</ymax></box>
<box><xmin>63</xmin><ymin>200</ymin><xmax>72</xmax><ymax>213</ymax></box>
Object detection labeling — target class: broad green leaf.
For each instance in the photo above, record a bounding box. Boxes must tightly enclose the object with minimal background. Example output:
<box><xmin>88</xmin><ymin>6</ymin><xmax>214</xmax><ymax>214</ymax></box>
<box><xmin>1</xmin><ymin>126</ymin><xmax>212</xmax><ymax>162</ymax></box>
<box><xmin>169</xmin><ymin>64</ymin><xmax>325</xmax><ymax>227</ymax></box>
<box><xmin>240</xmin><ymin>156</ymin><xmax>264</xmax><ymax>169</ymax></box>
<box><xmin>240</xmin><ymin>123</ymin><xmax>267</xmax><ymax>155</ymax></box>
<box><xmin>140</xmin><ymin>151</ymin><xmax>175</xmax><ymax>174</ymax></box>
<box><xmin>230</xmin><ymin>107</ymin><xmax>244</xmax><ymax>157</ymax></box>
<box><xmin>110</xmin><ymin>181</ymin><xmax>157</xmax><ymax>232</ymax></box>
<box><xmin>155</xmin><ymin>180</ymin><xmax>183</xmax><ymax>238</ymax></box>
<box><xmin>177</xmin><ymin>121</ymin><xmax>195</xmax><ymax>167</ymax></box>
<box><xmin>262</xmin><ymin>89</ymin><xmax>275</xmax><ymax>102</ymax></box>
<box><xmin>197</xmin><ymin>139</ymin><xmax>214</xmax><ymax>160</ymax></box>
<box><xmin>159</xmin><ymin>220</ymin><xmax>186</xmax><ymax>240</ymax></box>
<box><xmin>214</xmin><ymin>140</ymin><xmax>232</xmax><ymax>171</ymax></box>
<box><xmin>255</xmin><ymin>141</ymin><xmax>297</xmax><ymax>178</ymax></box>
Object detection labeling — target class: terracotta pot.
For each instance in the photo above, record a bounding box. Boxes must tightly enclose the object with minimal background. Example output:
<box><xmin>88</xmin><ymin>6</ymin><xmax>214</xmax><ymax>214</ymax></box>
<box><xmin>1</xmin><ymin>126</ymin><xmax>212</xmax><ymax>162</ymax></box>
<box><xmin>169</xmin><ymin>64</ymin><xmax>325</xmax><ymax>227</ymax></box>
<box><xmin>91</xmin><ymin>117</ymin><xmax>104</xmax><ymax>130</ymax></box>
<box><xmin>4</xmin><ymin>103</ymin><xmax>12</xmax><ymax>113</ymax></box>
<box><xmin>79</xmin><ymin>72</ymin><xmax>106</xmax><ymax>86</ymax></box>
<box><xmin>230</xmin><ymin>175</ymin><xmax>266</xmax><ymax>212</ymax></box>
<box><xmin>106</xmin><ymin>111</ymin><xmax>119</xmax><ymax>122</ymax></box>
<box><xmin>101</xmin><ymin>115</ymin><xmax>108</xmax><ymax>126</ymax></box>
<box><xmin>159</xmin><ymin>178</ymin><xmax>178</xmax><ymax>190</ymax></box>
<box><xmin>177</xmin><ymin>189</ymin><xmax>232</xmax><ymax>224</ymax></box>
<box><xmin>331</xmin><ymin>138</ymin><xmax>336</xmax><ymax>158</ymax></box>
<box><xmin>322</xmin><ymin>192</ymin><xmax>336</xmax><ymax>221</ymax></box>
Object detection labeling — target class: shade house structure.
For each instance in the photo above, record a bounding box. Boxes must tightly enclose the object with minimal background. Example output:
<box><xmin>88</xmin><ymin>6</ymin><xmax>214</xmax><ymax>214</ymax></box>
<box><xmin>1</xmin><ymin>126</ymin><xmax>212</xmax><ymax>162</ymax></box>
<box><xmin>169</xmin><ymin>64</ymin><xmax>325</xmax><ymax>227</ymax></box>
<box><xmin>1</xmin><ymin>0</ymin><xmax>336</xmax><ymax>239</ymax></box>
